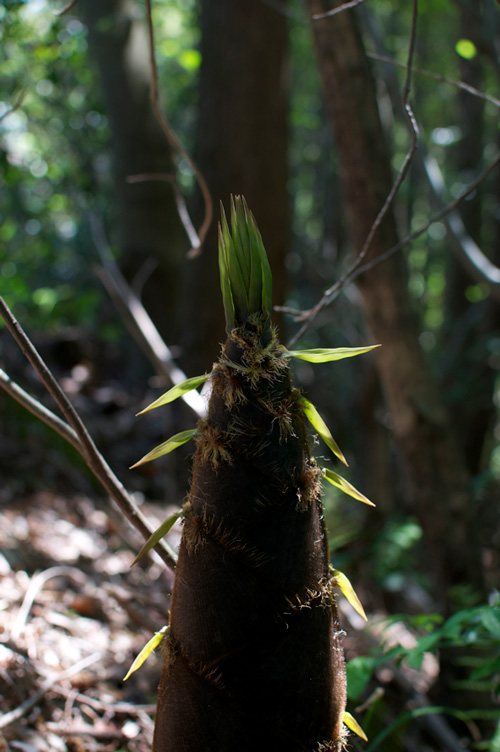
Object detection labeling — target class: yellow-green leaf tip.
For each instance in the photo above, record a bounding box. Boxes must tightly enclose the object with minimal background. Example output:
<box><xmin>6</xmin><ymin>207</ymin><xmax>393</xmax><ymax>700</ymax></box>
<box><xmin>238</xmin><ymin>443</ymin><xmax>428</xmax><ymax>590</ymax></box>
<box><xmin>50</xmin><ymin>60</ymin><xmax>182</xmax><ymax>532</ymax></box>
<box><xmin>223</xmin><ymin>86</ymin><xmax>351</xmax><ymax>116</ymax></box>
<box><xmin>322</xmin><ymin>468</ymin><xmax>375</xmax><ymax>506</ymax></box>
<box><xmin>333</xmin><ymin>568</ymin><xmax>367</xmax><ymax>621</ymax></box>
<box><xmin>130</xmin><ymin>428</ymin><xmax>199</xmax><ymax>469</ymax></box>
<box><xmin>284</xmin><ymin>344</ymin><xmax>380</xmax><ymax>363</ymax></box>
<box><xmin>298</xmin><ymin>396</ymin><xmax>348</xmax><ymax>466</ymax></box>
<box><xmin>343</xmin><ymin>711</ymin><xmax>368</xmax><ymax>741</ymax></box>
<box><xmin>123</xmin><ymin>626</ymin><xmax>169</xmax><ymax>681</ymax></box>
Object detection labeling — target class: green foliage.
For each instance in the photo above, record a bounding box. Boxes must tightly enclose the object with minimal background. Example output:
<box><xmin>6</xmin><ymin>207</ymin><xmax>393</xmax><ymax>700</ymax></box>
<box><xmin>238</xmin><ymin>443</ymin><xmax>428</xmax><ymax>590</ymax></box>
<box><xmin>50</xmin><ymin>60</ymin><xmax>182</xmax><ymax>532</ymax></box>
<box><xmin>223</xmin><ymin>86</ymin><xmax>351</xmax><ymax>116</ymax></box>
<box><xmin>346</xmin><ymin>600</ymin><xmax>500</xmax><ymax>749</ymax></box>
<box><xmin>0</xmin><ymin>2</ymin><xmax>109</xmax><ymax>329</ymax></box>
<box><xmin>218</xmin><ymin>196</ymin><xmax>273</xmax><ymax>331</ymax></box>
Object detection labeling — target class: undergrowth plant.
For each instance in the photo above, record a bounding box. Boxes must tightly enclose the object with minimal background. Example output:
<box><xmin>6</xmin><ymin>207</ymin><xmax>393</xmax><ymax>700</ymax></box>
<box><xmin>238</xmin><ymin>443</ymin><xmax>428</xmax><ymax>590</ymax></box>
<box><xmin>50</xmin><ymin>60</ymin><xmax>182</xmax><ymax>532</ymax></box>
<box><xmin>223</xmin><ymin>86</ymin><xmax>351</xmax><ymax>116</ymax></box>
<box><xmin>131</xmin><ymin>197</ymin><xmax>377</xmax><ymax>751</ymax></box>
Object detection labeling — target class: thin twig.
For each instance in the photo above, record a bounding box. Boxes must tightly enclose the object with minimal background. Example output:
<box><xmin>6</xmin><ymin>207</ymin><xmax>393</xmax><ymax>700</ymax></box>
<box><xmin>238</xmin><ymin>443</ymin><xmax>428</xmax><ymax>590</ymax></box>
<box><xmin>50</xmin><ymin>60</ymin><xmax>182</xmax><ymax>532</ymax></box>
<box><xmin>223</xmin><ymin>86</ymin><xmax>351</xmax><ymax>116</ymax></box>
<box><xmin>0</xmin><ymin>90</ymin><xmax>25</xmax><ymax>124</ymax></box>
<box><xmin>12</xmin><ymin>566</ymin><xmax>86</xmax><ymax>641</ymax></box>
<box><xmin>125</xmin><ymin>173</ymin><xmax>201</xmax><ymax>253</ymax></box>
<box><xmin>279</xmin><ymin>150</ymin><xmax>500</xmax><ymax>318</ymax></box>
<box><xmin>312</xmin><ymin>0</ymin><xmax>365</xmax><ymax>20</ymax></box>
<box><xmin>0</xmin><ymin>368</ymin><xmax>81</xmax><ymax>451</ymax></box>
<box><xmin>352</xmin><ymin>151</ymin><xmax>500</xmax><ymax>281</ymax></box>
<box><xmin>52</xmin><ymin>685</ymin><xmax>156</xmax><ymax>715</ymax></box>
<box><xmin>143</xmin><ymin>0</ymin><xmax>213</xmax><ymax>257</ymax></box>
<box><xmin>0</xmin><ymin>651</ymin><xmax>103</xmax><ymax>729</ymax></box>
<box><xmin>90</xmin><ymin>214</ymin><xmax>206</xmax><ymax>418</ymax></box>
<box><xmin>368</xmin><ymin>52</ymin><xmax>500</xmax><ymax>109</ymax></box>
<box><xmin>0</xmin><ymin>297</ymin><xmax>177</xmax><ymax>571</ymax></box>
<box><xmin>54</xmin><ymin>0</ymin><xmax>80</xmax><ymax>16</ymax></box>
<box><xmin>287</xmin><ymin>0</ymin><xmax>420</xmax><ymax>346</ymax></box>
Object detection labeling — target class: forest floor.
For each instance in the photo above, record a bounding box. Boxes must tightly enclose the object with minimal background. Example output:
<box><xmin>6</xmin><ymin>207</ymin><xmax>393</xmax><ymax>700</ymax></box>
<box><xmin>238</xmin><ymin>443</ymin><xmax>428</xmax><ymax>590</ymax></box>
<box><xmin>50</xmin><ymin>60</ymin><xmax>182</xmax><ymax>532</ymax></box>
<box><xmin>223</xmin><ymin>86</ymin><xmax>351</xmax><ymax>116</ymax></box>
<box><xmin>0</xmin><ymin>487</ymin><xmax>180</xmax><ymax>752</ymax></box>
<box><xmin>0</xmin><ymin>328</ymin><xmax>493</xmax><ymax>752</ymax></box>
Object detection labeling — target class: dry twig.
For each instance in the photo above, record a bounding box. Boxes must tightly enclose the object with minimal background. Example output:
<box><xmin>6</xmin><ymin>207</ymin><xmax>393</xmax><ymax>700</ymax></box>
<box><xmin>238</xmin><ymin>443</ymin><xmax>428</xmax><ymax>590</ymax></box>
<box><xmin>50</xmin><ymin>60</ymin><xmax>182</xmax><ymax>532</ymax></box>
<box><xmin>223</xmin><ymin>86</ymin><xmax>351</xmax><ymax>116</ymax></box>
<box><xmin>90</xmin><ymin>214</ymin><xmax>206</xmax><ymax>419</ymax></box>
<box><xmin>0</xmin><ymin>652</ymin><xmax>103</xmax><ymax>730</ymax></box>
<box><xmin>0</xmin><ymin>297</ymin><xmax>177</xmax><ymax>571</ymax></box>
<box><xmin>143</xmin><ymin>0</ymin><xmax>212</xmax><ymax>257</ymax></box>
<box><xmin>288</xmin><ymin>0</ymin><xmax>419</xmax><ymax>346</ymax></box>
<box><xmin>312</xmin><ymin>0</ymin><xmax>365</xmax><ymax>20</ymax></box>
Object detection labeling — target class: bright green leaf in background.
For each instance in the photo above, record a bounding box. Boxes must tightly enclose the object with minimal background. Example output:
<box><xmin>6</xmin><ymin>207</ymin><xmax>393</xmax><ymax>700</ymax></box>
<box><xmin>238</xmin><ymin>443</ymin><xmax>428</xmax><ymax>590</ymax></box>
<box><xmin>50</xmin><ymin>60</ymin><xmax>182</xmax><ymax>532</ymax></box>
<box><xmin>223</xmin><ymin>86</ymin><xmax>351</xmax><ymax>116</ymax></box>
<box><xmin>345</xmin><ymin>655</ymin><xmax>377</xmax><ymax>701</ymax></box>
<box><xmin>455</xmin><ymin>38</ymin><xmax>477</xmax><ymax>59</ymax></box>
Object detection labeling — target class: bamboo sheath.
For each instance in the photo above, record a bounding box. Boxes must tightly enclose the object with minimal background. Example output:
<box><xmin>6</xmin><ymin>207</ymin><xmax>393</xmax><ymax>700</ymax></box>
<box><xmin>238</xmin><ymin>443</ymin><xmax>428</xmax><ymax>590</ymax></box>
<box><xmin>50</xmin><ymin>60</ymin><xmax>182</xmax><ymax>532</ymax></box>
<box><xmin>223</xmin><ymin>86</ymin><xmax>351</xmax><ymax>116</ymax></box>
<box><xmin>152</xmin><ymin>322</ymin><xmax>346</xmax><ymax>751</ymax></box>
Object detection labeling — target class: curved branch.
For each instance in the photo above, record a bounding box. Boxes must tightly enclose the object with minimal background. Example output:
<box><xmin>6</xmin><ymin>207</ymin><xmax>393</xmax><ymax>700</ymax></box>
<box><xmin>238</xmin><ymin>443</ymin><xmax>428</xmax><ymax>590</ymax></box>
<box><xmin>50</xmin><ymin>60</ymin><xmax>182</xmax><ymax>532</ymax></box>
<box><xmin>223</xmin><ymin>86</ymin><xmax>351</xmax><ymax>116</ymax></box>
<box><xmin>144</xmin><ymin>0</ymin><xmax>213</xmax><ymax>257</ymax></box>
<box><xmin>287</xmin><ymin>0</ymin><xmax>420</xmax><ymax>346</ymax></box>
<box><xmin>0</xmin><ymin>297</ymin><xmax>177</xmax><ymax>571</ymax></box>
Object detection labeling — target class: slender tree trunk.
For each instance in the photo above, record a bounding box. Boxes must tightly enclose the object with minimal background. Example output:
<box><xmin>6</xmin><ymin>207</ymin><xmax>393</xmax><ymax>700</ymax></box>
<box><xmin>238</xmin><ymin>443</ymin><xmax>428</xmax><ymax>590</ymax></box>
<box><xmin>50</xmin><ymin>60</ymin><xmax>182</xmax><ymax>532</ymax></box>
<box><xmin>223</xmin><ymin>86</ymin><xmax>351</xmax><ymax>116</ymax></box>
<box><xmin>180</xmin><ymin>0</ymin><xmax>289</xmax><ymax>374</ymax></box>
<box><xmin>81</xmin><ymin>0</ymin><xmax>188</xmax><ymax>344</ymax></box>
<box><xmin>306</xmin><ymin>0</ymin><xmax>484</xmax><ymax>607</ymax></box>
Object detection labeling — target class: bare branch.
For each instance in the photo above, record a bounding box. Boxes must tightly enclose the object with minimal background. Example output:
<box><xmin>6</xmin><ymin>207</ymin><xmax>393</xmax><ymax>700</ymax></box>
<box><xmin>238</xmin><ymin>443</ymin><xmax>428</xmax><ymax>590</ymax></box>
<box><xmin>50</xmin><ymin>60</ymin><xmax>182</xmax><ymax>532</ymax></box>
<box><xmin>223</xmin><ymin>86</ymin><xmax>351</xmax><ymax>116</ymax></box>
<box><xmin>287</xmin><ymin>0</ymin><xmax>419</xmax><ymax>346</ymax></box>
<box><xmin>125</xmin><ymin>173</ymin><xmax>201</xmax><ymax>253</ymax></box>
<box><xmin>0</xmin><ymin>297</ymin><xmax>177</xmax><ymax>571</ymax></box>
<box><xmin>90</xmin><ymin>214</ymin><xmax>206</xmax><ymax>419</ymax></box>
<box><xmin>54</xmin><ymin>0</ymin><xmax>80</xmax><ymax>16</ymax></box>
<box><xmin>353</xmin><ymin>151</ymin><xmax>500</xmax><ymax>282</ymax></box>
<box><xmin>0</xmin><ymin>368</ymin><xmax>81</xmax><ymax>452</ymax></box>
<box><xmin>368</xmin><ymin>52</ymin><xmax>500</xmax><ymax>109</ymax></box>
<box><xmin>312</xmin><ymin>0</ymin><xmax>365</xmax><ymax>21</ymax></box>
<box><xmin>279</xmin><ymin>150</ymin><xmax>500</xmax><ymax>319</ymax></box>
<box><xmin>423</xmin><ymin>154</ymin><xmax>500</xmax><ymax>295</ymax></box>
<box><xmin>0</xmin><ymin>90</ymin><xmax>25</xmax><ymax>124</ymax></box>
<box><xmin>143</xmin><ymin>0</ymin><xmax>213</xmax><ymax>257</ymax></box>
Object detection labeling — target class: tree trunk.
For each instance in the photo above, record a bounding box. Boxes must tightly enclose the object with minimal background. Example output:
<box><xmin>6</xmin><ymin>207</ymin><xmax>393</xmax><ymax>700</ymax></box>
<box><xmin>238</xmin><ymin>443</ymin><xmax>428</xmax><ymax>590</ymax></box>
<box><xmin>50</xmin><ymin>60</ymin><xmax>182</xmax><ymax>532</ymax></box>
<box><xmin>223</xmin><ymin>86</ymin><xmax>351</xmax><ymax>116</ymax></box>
<box><xmin>180</xmin><ymin>0</ymin><xmax>289</xmax><ymax>374</ymax></box>
<box><xmin>306</xmin><ymin>0</ymin><xmax>484</xmax><ymax>608</ymax></box>
<box><xmin>81</xmin><ymin>0</ymin><xmax>188</xmax><ymax>344</ymax></box>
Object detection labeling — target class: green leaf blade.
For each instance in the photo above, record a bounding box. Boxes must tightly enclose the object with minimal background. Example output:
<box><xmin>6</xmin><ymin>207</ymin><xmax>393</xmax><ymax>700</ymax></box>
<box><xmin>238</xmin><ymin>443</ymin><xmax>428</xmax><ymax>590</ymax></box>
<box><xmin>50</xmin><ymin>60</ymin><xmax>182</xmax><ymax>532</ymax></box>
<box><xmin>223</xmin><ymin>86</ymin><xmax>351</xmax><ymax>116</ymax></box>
<box><xmin>284</xmin><ymin>345</ymin><xmax>380</xmax><ymax>363</ymax></box>
<box><xmin>123</xmin><ymin>626</ymin><xmax>168</xmax><ymax>681</ymax></box>
<box><xmin>333</xmin><ymin>569</ymin><xmax>367</xmax><ymax>621</ymax></box>
<box><xmin>322</xmin><ymin>467</ymin><xmax>375</xmax><ymax>506</ymax></box>
<box><xmin>132</xmin><ymin>510</ymin><xmax>183</xmax><ymax>566</ymax></box>
<box><xmin>298</xmin><ymin>396</ymin><xmax>348</xmax><ymax>466</ymax></box>
<box><xmin>130</xmin><ymin>428</ymin><xmax>198</xmax><ymax>469</ymax></box>
<box><xmin>137</xmin><ymin>375</ymin><xmax>209</xmax><ymax>415</ymax></box>
<box><xmin>343</xmin><ymin>711</ymin><xmax>368</xmax><ymax>741</ymax></box>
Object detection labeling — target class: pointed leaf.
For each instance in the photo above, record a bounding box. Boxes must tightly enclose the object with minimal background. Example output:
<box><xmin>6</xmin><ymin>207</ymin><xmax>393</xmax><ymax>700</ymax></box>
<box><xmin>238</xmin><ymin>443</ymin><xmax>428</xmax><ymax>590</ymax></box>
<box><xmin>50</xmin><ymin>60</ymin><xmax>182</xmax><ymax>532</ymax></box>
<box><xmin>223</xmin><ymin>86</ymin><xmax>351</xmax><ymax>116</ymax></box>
<box><xmin>231</xmin><ymin>195</ymin><xmax>251</xmax><ymax>280</ymax></box>
<box><xmin>284</xmin><ymin>345</ymin><xmax>380</xmax><ymax>363</ymax></box>
<box><xmin>219</xmin><ymin>223</ymin><xmax>236</xmax><ymax>330</ymax></box>
<box><xmin>220</xmin><ymin>202</ymin><xmax>249</xmax><ymax>323</ymax></box>
<box><xmin>123</xmin><ymin>626</ymin><xmax>168</xmax><ymax>681</ymax></box>
<box><xmin>343</xmin><ymin>711</ymin><xmax>368</xmax><ymax>741</ymax></box>
<box><xmin>322</xmin><ymin>468</ymin><xmax>375</xmax><ymax>506</ymax></box>
<box><xmin>137</xmin><ymin>375</ymin><xmax>210</xmax><ymax>415</ymax></box>
<box><xmin>298</xmin><ymin>396</ymin><xmax>348</xmax><ymax>466</ymax></box>
<box><xmin>130</xmin><ymin>429</ymin><xmax>198</xmax><ymax>468</ymax></box>
<box><xmin>333</xmin><ymin>569</ymin><xmax>367</xmax><ymax>621</ymax></box>
<box><xmin>247</xmin><ymin>205</ymin><xmax>272</xmax><ymax>319</ymax></box>
<box><xmin>132</xmin><ymin>511</ymin><xmax>184</xmax><ymax>566</ymax></box>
